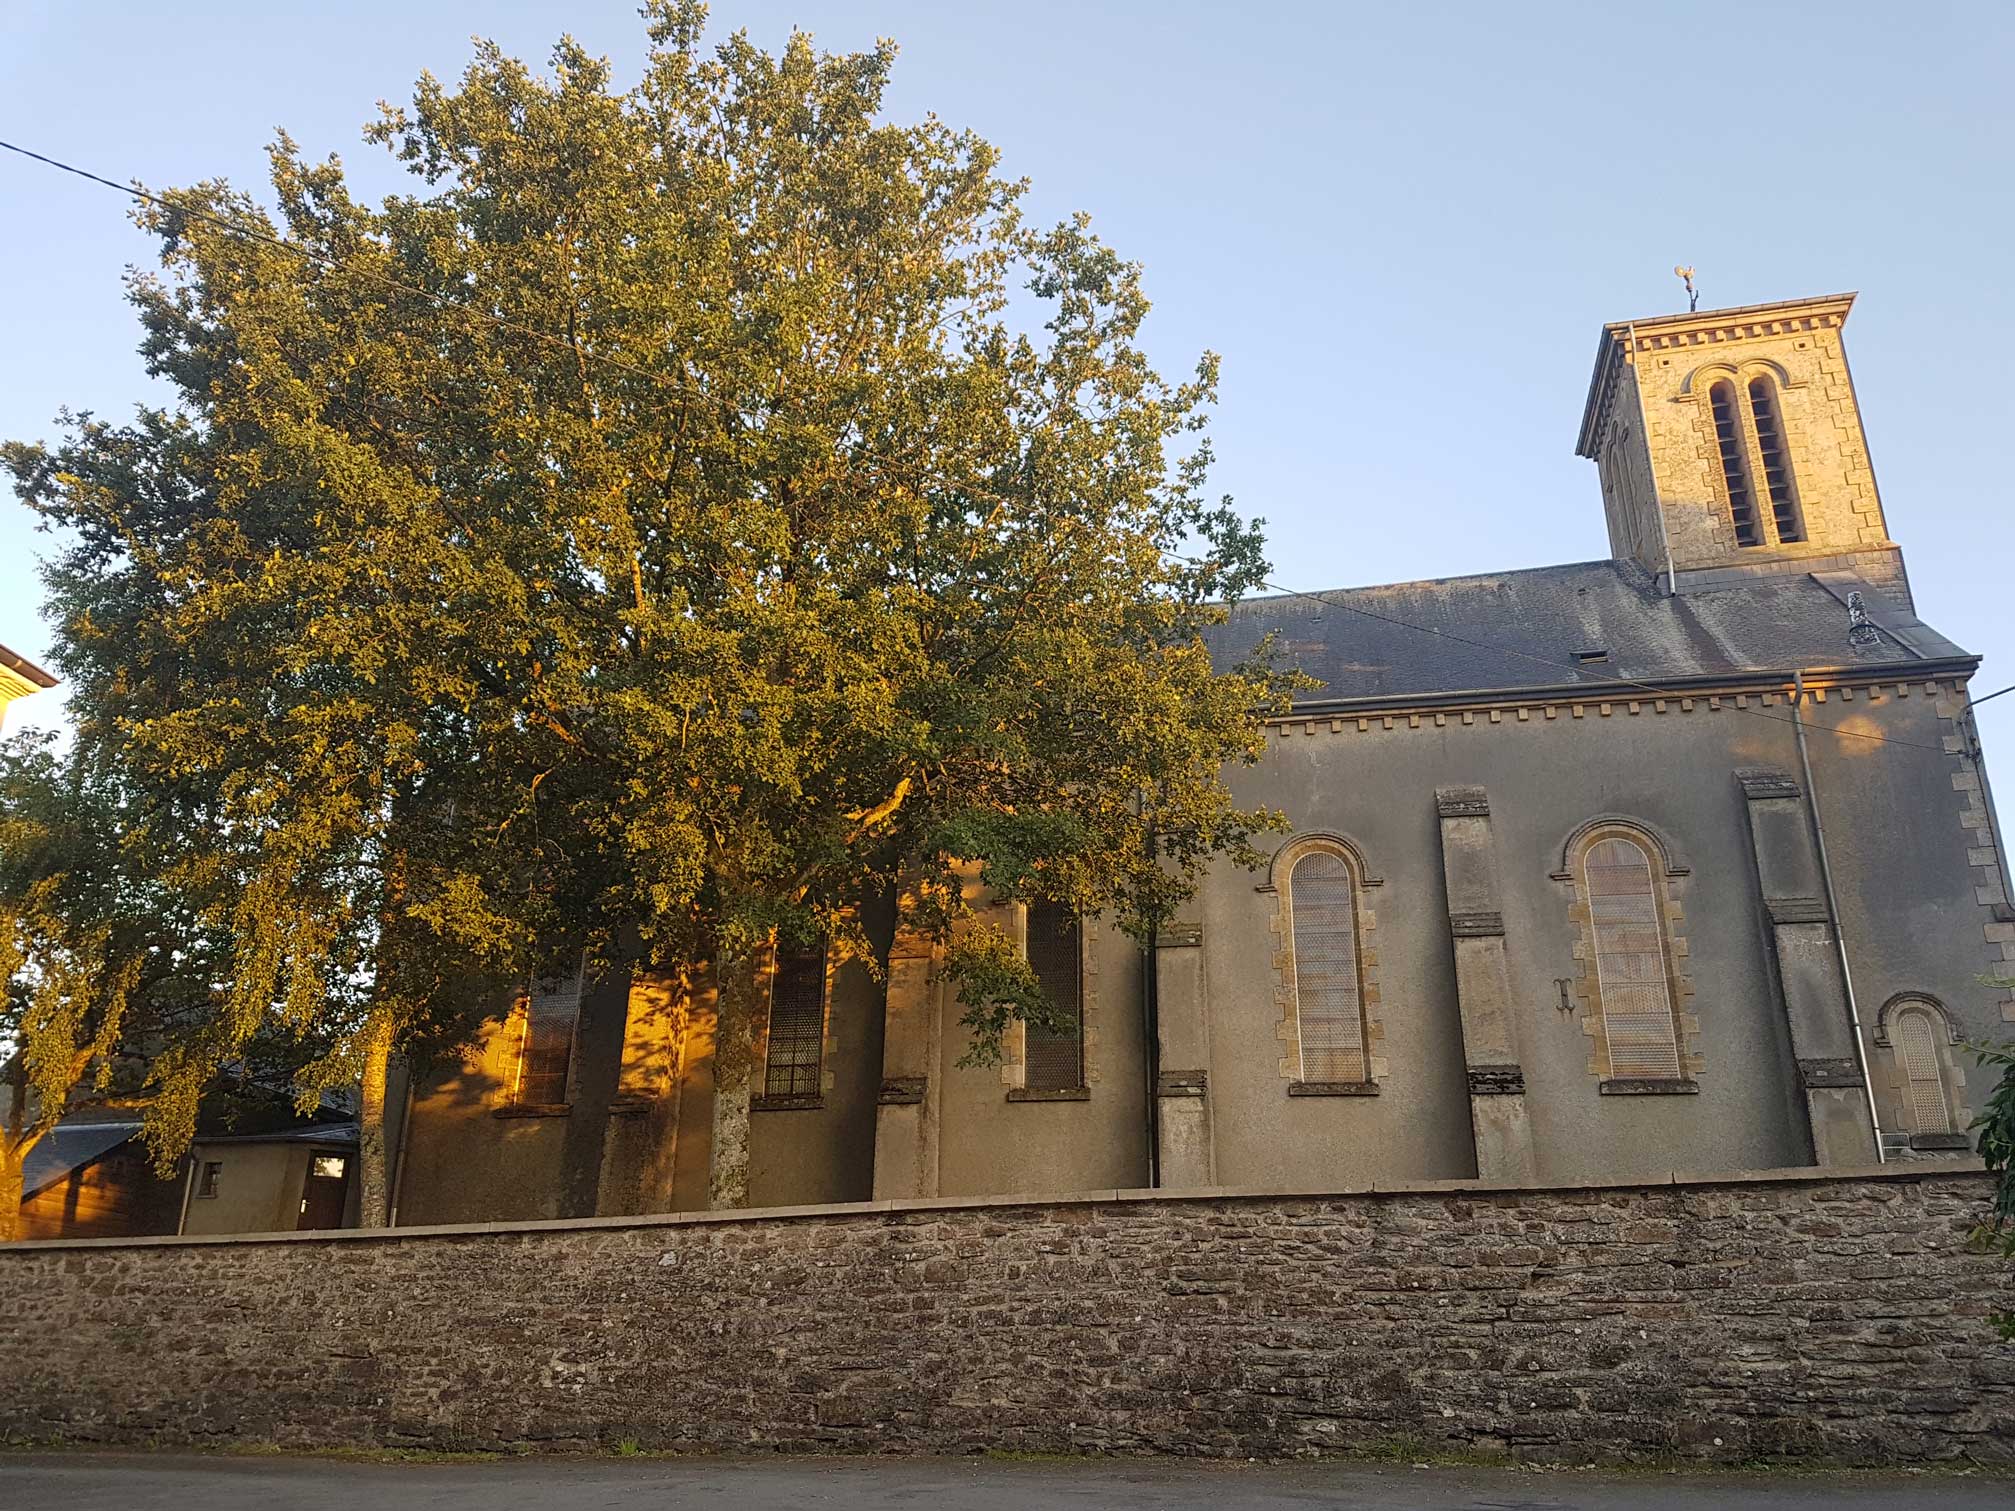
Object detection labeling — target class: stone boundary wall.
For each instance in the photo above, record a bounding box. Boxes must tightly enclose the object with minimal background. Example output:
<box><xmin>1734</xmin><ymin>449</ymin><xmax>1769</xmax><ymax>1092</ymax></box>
<box><xmin>1</xmin><ymin>1164</ymin><xmax>2010</xmax><ymax>1464</ymax></box>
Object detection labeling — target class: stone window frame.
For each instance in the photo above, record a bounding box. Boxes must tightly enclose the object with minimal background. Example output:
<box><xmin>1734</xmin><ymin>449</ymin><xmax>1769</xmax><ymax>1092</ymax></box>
<box><xmin>1871</xmin><ymin>993</ymin><xmax>1973</xmax><ymax>1149</ymax></box>
<box><xmin>492</xmin><ymin>957</ymin><xmax>587</xmax><ymax>1117</ymax></box>
<box><xmin>1002</xmin><ymin>903</ymin><xmax>1100</xmax><ymax>1104</ymax></box>
<box><xmin>1552</xmin><ymin>817</ymin><xmax>1701</xmax><ymax>1092</ymax></box>
<box><xmin>1678</xmin><ymin>358</ymin><xmax>1808</xmax><ymax>554</ymax></box>
<box><xmin>752</xmin><ymin>938</ymin><xmax>840</xmax><ymax>1112</ymax></box>
<box><xmin>1258</xmin><ymin>832</ymin><xmax>1386</xmax><ymax>1094</ymax></box>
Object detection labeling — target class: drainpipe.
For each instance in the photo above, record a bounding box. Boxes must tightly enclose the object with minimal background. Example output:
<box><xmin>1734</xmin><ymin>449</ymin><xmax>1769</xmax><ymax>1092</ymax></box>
<box><xmin>173</xmin><ymin>1150</ymin><xmax>199</xmax><ymax>1236</ymax></box>
<box><xmin>385</xmin><ymin>1072</ymin><xmax>417</xmax><ymax>1227</ymax></box>
<box><xmin>1789</xmin><ymin>670</ymin><xmax>1885</xmax><ymax>1162</ymax></box>
<box><xmin>1625</xmin><ymin>322</ymin><xmax>1677</xmax><ymax>596</ymax></box>
<box><xmin>1141</xmin><ymin>925</ymin><xmax>1161</xmax><ymax>1190</ymax></box>
<box><xmin>1136</xmin><ymin>789</ymin><xmax>1160</xmax><ymax>1189</ymax></box>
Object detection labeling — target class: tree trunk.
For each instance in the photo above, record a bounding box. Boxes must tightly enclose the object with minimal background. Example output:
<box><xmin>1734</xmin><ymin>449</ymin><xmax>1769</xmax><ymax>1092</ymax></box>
<box><xmin>355</xmin><ymin>1010</ymin><xmax>396</xmax><ymax>1228</ymax></box>
<box><xmin>708</xmin><ymin>950</ymin><xmax>765</xmax><ymax>1210</ymax></box>
<box><xmin>0</xmin><ymin>1143</ymin><xmax>25</xmax><ymax>1244</ymax></box>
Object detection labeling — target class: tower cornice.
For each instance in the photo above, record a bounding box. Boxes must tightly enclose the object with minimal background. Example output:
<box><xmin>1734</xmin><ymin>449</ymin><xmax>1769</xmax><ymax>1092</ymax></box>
<box><xmin>1576</xmin><ymin>292</ymin><xmax>1857</xmax><ymax>458</ymax></box>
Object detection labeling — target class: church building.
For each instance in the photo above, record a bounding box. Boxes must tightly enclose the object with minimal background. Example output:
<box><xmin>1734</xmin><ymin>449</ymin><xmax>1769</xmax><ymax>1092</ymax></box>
<box><xmin>390</xmin><ymin>292</ymin><xmax>2007</xmax><ymax>1225</ymax></box>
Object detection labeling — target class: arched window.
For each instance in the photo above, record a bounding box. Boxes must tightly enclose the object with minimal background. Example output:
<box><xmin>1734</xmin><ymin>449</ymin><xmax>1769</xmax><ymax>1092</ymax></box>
<box><xmin>1290</xmin><ymin>850</ymin><xmax>1368</xmax><ymax>1083</ymax></box>
<box><xmin>1024</xmin><ymin>902</ymin><xmax>1084</xmax><ymax>1091</ymax></box>
<box><xmin>1708</xmin><ymin>380</ymin><xmax>1761</xmax><ymax>548</ymax></box>
<box><xmin>1889</xmin><ymin>1004</ymin><xmax>1953</xmax><ymax>1135</ymax></box>
<box><xmin>515</xmin><ymin>960</ymin><xmax>584</xmax><ymax>1107</ymax></box>
<box><xmin>1746</xmin><ymin>376</ymin><xmax>1804</xmax><ymax>543</ymax></box>
<box><xmin>762</xmin><ymin>940</ymin><xmax>829</xmax><ymax>1099</ymax></box>
<box><xmin>1583</xmin><ymin>835</ymin><xmax>1682</xmax><ymax>1079</ymax></box>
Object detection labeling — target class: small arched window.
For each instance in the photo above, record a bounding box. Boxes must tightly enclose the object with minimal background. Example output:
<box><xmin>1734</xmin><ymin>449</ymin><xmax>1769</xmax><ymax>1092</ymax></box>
<box><xmin>1708</xmin><ymin>380</ymin><xmax>1761</xmax><ymax>548</ymax></box>
<box><xmin>1746</xmin><ymin>376</ymin><xmax>1803</xmax><ymax>543</ymax></box>
<box><xmin>1889</xmin><ymin>1004</ymin><xmax>1953</xmax><ymax>1135</ymax></box>
<box><xmin>1290</xmin><ymin>851</ymin><xmax>1368</xmax><ymax>1082</ymax></box>
<box><xmin>1583</xmin><ymin>835</ymin><xmax>1682</xmax><ymax>1079</ymax></box>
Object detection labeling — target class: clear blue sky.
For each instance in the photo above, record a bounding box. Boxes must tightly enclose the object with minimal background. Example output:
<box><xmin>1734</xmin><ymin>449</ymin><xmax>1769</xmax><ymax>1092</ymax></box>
<box><xmin>3</xmin><ymin>2</ymin><xmax>2011</xmax><ymax>750</ymax></box>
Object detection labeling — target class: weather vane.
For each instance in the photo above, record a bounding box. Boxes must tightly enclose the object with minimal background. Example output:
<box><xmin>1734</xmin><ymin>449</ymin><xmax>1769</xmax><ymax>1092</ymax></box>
<box><xmin>1675</xmin><ymin>265</ymin><xmax>1699</xmax><ymax>312</ymax></box>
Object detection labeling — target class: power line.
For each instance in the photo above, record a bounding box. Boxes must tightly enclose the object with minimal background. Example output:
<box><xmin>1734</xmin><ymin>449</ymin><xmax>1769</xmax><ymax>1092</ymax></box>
<box><xmin>0</xmin><ymin>137</ymin><xmax>1970</xmax><ymax>759</ymax></box>
<box><xmin>0</xmin><ymin>137</ymin><xmax>750</xmax><ymax>420</ymax></box>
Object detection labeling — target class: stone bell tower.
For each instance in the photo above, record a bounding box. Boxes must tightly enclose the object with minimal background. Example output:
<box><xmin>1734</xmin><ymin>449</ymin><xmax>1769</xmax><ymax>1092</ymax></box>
<box><xmin>1575</xmin><ymin>293</ymin><xmax>1906</xmax><ymax>602</ymax></box>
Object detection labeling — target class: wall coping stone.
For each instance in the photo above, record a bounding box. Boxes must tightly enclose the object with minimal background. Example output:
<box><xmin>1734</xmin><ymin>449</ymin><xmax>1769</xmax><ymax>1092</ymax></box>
<box><xmin>0</xmin><ymin>1158</ymin><xmax>1987</xmax><ymax>1256</ymax></box>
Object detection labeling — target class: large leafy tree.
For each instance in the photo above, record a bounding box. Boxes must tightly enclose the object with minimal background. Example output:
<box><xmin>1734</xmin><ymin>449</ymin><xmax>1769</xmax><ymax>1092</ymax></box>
<box><xmin>6</xmin><ymin>2</ymin><xmax>1296</xmax><ymax>1214</ymax></box>
<box><xmin>0</xmin><ymin>732</ymin><xmax>222</xmax><ymax>1241</ymax></box>
<box><xmin>4</xmin><ymin>403</ymin><xmax>551</xmax><ymax>1226</ymax></box>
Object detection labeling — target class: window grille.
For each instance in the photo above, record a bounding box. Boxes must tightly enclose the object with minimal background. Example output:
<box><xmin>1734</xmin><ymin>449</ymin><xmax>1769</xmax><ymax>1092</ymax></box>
<box><xmin>1708</xmin><ymin>380</ymin><xmax>1761</xmax><ymax>547</ymax></box>
<box><xmin>1290</xmin><ymin>851</ymin><xmax>1366</xmax><ymax>1082</ymax></box>
<box><xmin>763</xmin><ymin>942</ymin><xmax>828</xmax><ymax>1098</ymax></box>
<box><xmin>1584</xmin><ymin>836</ymin><xmax>1682</xmax><ymax>1079</ymax></box>
<box><xmin>1891</xmin><ymin>1007</ymin><xmax>1952</xmax><ymax>1134</ymax></box>
<box><xmin>1745</xmin><ymin>377</ymin><xmax>1803</xmax><ymax>543</ymax></box>
<box><xmin>1024</xmin><ymin>902</ymin><xmax>1084</xmax><ymax>1091</ymax></box>
<box><xmin>517</xmin><ymin>964</ymin><xmax>583</xmax><ymax>1105</ymax></box>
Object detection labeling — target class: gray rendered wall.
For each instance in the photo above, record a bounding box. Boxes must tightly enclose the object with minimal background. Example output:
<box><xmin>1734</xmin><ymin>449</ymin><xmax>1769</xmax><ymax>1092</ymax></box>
<box><xmin>1194</xmin><ymin>676</ymin><xmax>1997</xmax><ymax>1188</ymax></box>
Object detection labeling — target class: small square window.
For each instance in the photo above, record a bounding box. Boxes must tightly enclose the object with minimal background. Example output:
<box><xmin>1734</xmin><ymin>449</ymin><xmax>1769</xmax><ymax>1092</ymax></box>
<box><xmin>196</xmin><ymin>1161</ymin><xmax>222</xmax><ymax>1198</ymax></box>
<box><xmin>311</xmin><ymin>1155</ymin><xmax>348</xmax><ymax>1180</ymax></box>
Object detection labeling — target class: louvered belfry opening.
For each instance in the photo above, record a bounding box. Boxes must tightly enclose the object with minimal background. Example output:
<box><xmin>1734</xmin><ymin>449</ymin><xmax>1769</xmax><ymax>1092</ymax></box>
<box><xmin>764</xmin><ymin>942</ymin><xmax>828</xmax><ymax>1098</ymax></box>
<box><xmin>517</xmin><ymin>966</ymin><xmax>584</xmax><ymax>1105</ymax></box>
<box><xmin>1892</xmin><ymin>1007</ymin><xmax>1952</xmax><ymax>1134</ymax></box>
<box><xmin>1024</xmin><ymin>901</ymin><xmax>1085</xmax><ymax>1091</ymax></box>
<box><xmin>1584</xmin><ymin>836</ymin><xmax>1682</xmax><ymax>1079</ymax></box>
<box><xmin>1708</xmin><ymin>380</ymin><xmax>1761</xmax><ymax>547</ymax></box>
<box><xmin>1746</xmin><ymin>376</ymin><xmax>1804</xmax><ymax>543</ymax></box>
<box><xmin>1290</xmin><ymin>851</ymin><xmax>1367</xmax><ymax>1082</ymax></box>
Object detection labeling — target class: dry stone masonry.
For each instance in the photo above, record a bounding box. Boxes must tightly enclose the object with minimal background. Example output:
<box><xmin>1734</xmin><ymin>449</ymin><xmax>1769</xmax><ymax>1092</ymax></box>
<box><xmin>0</xmin><ymin>1165</ymin><xmax>2008</xmax><ymax>1464</ymax></box>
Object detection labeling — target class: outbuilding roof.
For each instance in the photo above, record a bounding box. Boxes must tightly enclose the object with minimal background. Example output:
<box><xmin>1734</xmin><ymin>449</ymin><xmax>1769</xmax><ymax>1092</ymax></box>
<box><xmin>196</xmin><ymin>1121</ymin><xmax>359</xmax><ymax>1148</ymax></box>
<box><xmin>22</xmin><ymin>1121</ymin><xmax>143</xmax><ymax>1200</ymax></box>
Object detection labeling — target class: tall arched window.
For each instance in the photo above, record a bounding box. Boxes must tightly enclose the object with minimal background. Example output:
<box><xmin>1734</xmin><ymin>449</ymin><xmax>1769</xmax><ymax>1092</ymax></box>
<box><xmin>762</xmin><ymin>940</ymin><xmax>829</xmax><ymax>1099</ymax></box>
<box><xmin>1889</xmin><ymin>1004</ymin><xmax>1953</xmax><ymax>1135</ymax></box>
<box><xmin>1708</xmin><ymin>380</ymin><xmax>1761</xmax><ymax>548</ymax></box>
<box><xmin>1024</xmin><ymin>902</ymin><xmax>1085</xmax><ymax>1091</ymax></box>
<box><xmin>1583</xmin><ymin>835</ymin><xmax>1682</xmax><ymax>1079</ymax></box>
<box><xmin>514</xmin><ymin>961</ymin><xmax>584</xmax><ymax>1107</ymax></box>
<box><xmin>1746</xmin><ymin>376</ymin><xmax>1804</xmax><ymax>543</ymax></box>
<box><xmin>1290</xmin><ymin>851</ymin><xmax>1368</xmax><ymax>1083</ymax></box>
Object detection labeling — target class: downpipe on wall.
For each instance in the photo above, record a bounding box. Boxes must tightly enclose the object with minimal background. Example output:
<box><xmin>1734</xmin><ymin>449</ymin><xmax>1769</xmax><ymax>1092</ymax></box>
<box><xmin>1624</xmin><ymin>322</ymin><xmax>1677</xmax><ymax>597</ymax></box>
<box><xmin>1790</xmin><ymin>670</ymin><xmax>1885</xmax><ymax>1162</ymax></box>
<box><xmin>1137</xmin><ymin>790</ymin><xmax>1161</xmax><ymax>1189</ymax></box>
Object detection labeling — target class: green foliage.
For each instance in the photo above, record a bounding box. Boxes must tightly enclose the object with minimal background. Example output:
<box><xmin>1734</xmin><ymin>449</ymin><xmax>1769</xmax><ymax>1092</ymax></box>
<box><xmin>1971</xmin><ymin>1037</ymin><xmax>2015</xmax><ymax>1337</ymax></box>
<box><xmin>4</xmin><ymin>0</ymin><xmax>1299</xmax><ymax>1111</ymax></box>
<box><xmin>0</xmin><ymin>731</ymin><xmax>221</xmax><ymax>1186</ymax></box>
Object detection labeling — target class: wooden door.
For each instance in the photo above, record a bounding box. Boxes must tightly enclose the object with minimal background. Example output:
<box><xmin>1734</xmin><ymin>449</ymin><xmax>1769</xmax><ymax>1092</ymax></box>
<box><xmin>296</xmin><ymin>1152</ymin><xmax>351</xmax><ymax>1230</ymax></box>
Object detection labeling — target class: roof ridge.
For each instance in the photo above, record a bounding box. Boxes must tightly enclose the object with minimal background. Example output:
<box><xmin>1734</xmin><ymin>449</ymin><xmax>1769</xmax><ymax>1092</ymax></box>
<box><xmin>1232</xmin><ymin>557</ymin><xmax>1623</xmax><ymax>606</ymax></box>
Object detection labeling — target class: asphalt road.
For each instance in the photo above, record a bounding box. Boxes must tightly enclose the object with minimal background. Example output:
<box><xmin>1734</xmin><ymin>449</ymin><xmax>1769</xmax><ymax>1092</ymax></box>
<box><xmin>0</xmin><ymin>1453</ymin><xmax>2007</xmax><ymax>1510</ymax></box>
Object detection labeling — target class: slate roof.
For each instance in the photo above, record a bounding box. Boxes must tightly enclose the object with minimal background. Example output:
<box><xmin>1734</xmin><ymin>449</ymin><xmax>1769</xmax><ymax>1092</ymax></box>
<box><xmin>1204</xmin><ymin>559</ymin><xmax>1972</xmax><ymax>709</ymax></box>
